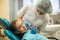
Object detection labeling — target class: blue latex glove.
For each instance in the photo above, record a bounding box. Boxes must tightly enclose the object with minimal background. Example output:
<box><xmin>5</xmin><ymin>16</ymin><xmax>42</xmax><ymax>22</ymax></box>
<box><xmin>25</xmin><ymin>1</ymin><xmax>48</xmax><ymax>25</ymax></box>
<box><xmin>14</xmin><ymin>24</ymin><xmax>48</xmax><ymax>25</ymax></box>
<box><xmin>23</xmin><ymin>21</ymin><xmax>31</xmax><ymax>28</ymax></box>
<box><xmin>23</xmin><ymin>21</ymin><xmax>37</xmax><ymax>34</ymax></box>
<box><xmin>31</xmin><ymin>27</ymin><xmax>37</xmax><ymax>34</ymax></box>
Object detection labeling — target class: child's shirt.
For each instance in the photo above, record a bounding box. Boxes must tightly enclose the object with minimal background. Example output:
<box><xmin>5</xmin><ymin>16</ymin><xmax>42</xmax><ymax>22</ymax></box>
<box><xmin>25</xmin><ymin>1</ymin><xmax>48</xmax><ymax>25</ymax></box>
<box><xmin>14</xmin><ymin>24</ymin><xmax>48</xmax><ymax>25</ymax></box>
<box><xmin>22</xmin><ymin>30</ymin><xmax>48</xmax><ymax>40</ymax></box>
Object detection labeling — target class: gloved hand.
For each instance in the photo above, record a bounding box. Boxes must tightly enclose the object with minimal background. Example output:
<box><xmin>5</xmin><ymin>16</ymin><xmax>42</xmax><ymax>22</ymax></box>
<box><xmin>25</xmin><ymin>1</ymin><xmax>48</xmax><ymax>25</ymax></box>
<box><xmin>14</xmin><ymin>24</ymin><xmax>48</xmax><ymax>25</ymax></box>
<box><xmin>23</xmin><ymin>21</ymin><xmax>31</xmax><ymax>29</ymax></box>
<box><xmin>30</xmin><ymin>27</ymin><xmax>37</xmax><ymax>34</ymax></box>
<box><xmin>23</xmin><ymin>21</ymin><xmax>37</xmax><ymax>34</ymax></box>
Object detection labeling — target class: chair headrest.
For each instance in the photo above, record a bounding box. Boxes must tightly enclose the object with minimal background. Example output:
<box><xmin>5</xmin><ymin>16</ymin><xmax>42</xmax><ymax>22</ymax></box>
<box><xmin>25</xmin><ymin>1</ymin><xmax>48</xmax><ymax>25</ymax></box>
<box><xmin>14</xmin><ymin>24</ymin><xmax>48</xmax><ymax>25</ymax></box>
<box><xmin>0</xmin><ymin>18</ymin><xmax>10</xmax><ymax>29</ymax></box>
<box><xmin>4</xmin><ymin>29</ymin><xmax>20</xmax><ymax>40</ymax></box>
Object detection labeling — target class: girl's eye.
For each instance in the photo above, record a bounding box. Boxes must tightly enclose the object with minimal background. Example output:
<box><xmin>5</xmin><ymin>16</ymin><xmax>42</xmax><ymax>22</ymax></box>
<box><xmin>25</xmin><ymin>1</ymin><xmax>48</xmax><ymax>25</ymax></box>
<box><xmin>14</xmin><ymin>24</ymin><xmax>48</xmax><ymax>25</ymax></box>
<box><xmin>23</xmin><ymin>27</ymin><xmax>27</xmax><ymax>30</ymax></box>
<box><xmin>18</xmin><ymin>27</ymin><xmax>21</xmax><ymax>29</ymax></box>
<box><xmin>17</xmin><ymin>25</ymin><xmax>21</xmax><ymax>29</ymax></box>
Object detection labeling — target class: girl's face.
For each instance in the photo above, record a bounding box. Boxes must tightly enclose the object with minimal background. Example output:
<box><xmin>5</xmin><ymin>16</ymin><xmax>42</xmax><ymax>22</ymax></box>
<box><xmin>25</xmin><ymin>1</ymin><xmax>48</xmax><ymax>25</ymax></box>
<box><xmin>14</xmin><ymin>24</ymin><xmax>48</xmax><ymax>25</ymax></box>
<box><xmin>15</xmin><ymin>19</ymin><xmax>27</xmax><ymax>34</ymax></box>
<box><xmin>35</xmin><ymin>8</ymin><xmax>45</xmax><ymax>15</ymax></box>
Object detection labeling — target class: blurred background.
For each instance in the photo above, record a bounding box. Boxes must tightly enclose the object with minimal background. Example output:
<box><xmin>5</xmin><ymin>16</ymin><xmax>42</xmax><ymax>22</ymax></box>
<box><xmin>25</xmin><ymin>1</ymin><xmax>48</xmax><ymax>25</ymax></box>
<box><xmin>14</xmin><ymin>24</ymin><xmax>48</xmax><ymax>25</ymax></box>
<box><xmin>0</xmin><ymin>0</ymin><xmax>60</xmax><ymax>22</ymax></box>
<box><xmin>0</xmin><ymin>0</ymin><xmax>60</xmax><ymax>40</ymax></box>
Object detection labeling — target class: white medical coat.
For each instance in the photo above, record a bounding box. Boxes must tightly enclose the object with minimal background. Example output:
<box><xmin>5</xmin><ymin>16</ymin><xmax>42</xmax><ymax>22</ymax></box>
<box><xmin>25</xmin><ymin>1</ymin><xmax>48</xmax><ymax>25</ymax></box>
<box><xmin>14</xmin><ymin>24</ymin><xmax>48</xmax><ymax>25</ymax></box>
<box><xmin>17</xmin><ymin>5</ymin><xmax>50</xmax><ymax>31</ymax></box>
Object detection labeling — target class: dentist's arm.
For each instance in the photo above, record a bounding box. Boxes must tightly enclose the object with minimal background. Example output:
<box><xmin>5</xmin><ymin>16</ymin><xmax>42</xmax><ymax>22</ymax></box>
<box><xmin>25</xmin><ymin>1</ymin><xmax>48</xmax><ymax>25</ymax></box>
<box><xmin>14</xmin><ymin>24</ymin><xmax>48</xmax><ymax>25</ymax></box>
<box><xmin>17</xmin><ymin>6</ymin><xmax>28</xmax><ymax>20</ymax></box>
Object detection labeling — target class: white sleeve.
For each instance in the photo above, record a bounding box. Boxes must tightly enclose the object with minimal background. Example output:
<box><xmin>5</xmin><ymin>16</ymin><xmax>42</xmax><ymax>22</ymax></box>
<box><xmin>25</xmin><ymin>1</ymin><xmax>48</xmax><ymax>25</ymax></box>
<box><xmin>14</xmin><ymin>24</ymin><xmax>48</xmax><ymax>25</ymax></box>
<box><xmin>37</xmin><ymin>21</ymin><xmax>48</xmax><ymax>33</ymax></box>
<box><xmin>40</xmin><ymin>21</ymin><xmax>48</xmax><ymax>31</ymax></box>
<box><xmin>17</xmin><ymin>6</ymin><xmax>28</xmax><ymax>18</ymax></box>
<box><xmin>39</xmin><ymin>15</ymin><xmax>49</xmax><ymax>31</ymax></box>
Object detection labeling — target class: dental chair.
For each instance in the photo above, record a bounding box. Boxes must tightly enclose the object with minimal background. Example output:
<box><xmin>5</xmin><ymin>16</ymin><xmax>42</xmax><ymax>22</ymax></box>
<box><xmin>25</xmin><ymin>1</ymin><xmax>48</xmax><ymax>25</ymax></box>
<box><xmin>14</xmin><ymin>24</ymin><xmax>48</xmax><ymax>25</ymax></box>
<box><xmin>0</xmin><ymin>18</ymin><xmax>59</xmax><ymax>40</ymax></box>
<box><xmin>0</xmin><ymin>18</ymin><xmax>20</xmax><ymax>40</ymax></box>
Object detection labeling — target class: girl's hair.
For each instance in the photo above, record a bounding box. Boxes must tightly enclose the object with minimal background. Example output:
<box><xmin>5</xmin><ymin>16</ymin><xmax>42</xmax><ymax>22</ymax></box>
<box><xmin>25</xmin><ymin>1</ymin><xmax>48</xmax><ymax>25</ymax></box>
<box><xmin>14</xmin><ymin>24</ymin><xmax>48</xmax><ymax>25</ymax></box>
<box><xmin>9</xmin><ymin>20</ymin><xmax>18</xmax><ymax>33</ymax></box>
